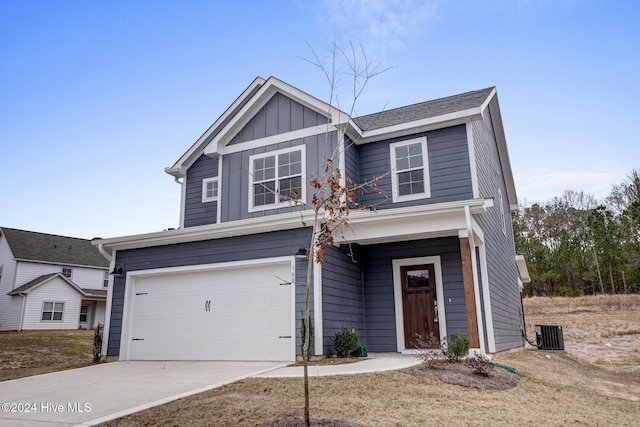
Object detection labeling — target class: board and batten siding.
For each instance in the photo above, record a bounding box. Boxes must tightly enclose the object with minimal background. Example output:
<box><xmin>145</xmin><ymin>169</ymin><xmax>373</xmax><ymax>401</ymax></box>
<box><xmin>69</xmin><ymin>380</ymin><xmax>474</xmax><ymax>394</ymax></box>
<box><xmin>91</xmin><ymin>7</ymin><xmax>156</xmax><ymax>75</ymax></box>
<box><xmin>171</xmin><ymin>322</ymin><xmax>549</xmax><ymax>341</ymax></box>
<box><xmin>321</xmin><ymin>244</ymin><xmax>364</xmax><ymax>354</ymax></box>
<box><xmin>21</xmin><ymin>277</ymin><xmax>81</xmax><ymax>330</ymax></box>
<box><xmin>220</xmin><ymin>132</ymin><xmax>337</xmax><ymax>223</ymax></box>
<box><xmin>357</xmin><ymin>125</ymin><xmax>474</xmax><ymax>209</ymax></box>
<box><xmin>472</xmin><ymin>110</ymin><xmax>525</xmax><ymax>351</ymax></box>
<box><xmin>229</xmin><ymin>93</ymin><xmax>328</xmax><ymax>145</ymax></box>
<box><xmin>108</xmin><ymin>228</ymin><xmax>311</xmax><ymax>356</ymax></box>
<box><xmin>361</xmin><ymin>237</ymin><xmax>467</xmax><ymax>352</ymax></box>
<box><xmin>184</xmin><ymin>155</ymin><xmax>219</xmax><ymax>227</ymax></box>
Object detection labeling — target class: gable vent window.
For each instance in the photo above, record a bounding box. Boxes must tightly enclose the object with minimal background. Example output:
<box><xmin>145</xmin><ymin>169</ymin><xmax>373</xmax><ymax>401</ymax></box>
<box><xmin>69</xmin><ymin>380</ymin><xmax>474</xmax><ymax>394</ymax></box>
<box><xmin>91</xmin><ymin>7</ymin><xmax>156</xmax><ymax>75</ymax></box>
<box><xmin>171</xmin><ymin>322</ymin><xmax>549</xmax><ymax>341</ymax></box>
<box><xmin>390</xmin><ymin>137</ymin><xmax>431</xmax><ymax>202</ymax></box>
<box><xmin>249</xmin><ymin>146</ymin><xmax>305</xmax><ymax>211</ymax></box>
<box><xmin>202</xmin><ymin>177</ymin><xmax>219</xmax><ymax>202</ymax></box>
<box><xmin>61</xmin><ymin>267</ymin><xmax>72</xmax><ymax>278</ymax></box>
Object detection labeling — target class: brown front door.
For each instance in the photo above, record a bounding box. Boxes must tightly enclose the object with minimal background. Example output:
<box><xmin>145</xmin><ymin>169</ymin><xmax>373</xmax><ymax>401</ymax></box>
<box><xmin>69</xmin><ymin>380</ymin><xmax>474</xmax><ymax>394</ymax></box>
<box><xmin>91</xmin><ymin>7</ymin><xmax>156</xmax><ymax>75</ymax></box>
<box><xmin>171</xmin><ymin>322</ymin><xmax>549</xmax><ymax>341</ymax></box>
<box><xmin>401</xmin><ymin>264</ymin><xmax>439</xmax><ymax>348</ymax></box>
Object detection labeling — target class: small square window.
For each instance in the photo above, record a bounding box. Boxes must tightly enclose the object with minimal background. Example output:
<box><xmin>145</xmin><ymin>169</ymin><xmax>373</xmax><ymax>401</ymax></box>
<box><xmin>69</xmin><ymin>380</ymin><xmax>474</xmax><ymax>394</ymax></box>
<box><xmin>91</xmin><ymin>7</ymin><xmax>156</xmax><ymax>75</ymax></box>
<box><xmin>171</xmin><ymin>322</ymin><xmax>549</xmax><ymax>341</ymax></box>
<box><xmin>103</xmin><ymin>271</ymin><xmax>109</xmax><ymax>288</ymax></box>
<box><xmin>202</xmin><ymin>177</ymin><xmax>219</xmax><ymax>202</ymax></box>
<box><xmin>61</xmin><ymin>267</ymin><xmax>72</xmax><ymax>278</ymax></box>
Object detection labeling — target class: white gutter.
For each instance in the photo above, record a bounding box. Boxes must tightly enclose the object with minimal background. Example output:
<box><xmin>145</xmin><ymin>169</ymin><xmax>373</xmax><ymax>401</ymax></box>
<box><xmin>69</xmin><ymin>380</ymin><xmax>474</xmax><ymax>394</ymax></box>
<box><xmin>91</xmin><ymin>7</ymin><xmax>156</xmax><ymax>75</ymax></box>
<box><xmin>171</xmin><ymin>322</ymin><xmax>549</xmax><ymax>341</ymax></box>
<box><xmin>97</xmin><ymin>244</ymin><xmax>112</xmax><ymax>262</ymax></box>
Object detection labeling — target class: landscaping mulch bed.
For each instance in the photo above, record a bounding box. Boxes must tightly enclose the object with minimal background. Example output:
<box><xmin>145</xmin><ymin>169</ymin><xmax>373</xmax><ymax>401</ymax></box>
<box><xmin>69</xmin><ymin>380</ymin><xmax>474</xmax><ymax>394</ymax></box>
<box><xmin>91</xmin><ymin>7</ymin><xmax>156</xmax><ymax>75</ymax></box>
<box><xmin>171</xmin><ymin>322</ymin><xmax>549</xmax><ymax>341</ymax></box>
<box><xmin>402</xmin><ymin>360</ymin><xmax>519</xmax><ymax>390</ymax></box>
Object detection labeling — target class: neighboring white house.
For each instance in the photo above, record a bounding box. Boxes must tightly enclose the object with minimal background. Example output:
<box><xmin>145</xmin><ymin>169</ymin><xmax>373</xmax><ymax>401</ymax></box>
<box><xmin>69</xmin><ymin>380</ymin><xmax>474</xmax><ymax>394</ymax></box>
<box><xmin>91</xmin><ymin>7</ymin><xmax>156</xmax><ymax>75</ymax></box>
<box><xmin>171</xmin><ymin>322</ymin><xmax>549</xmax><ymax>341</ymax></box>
<box><xmin>0</xmin><ymin>227</ymin><xmax>109</xmax><ymax>330</ymax></box>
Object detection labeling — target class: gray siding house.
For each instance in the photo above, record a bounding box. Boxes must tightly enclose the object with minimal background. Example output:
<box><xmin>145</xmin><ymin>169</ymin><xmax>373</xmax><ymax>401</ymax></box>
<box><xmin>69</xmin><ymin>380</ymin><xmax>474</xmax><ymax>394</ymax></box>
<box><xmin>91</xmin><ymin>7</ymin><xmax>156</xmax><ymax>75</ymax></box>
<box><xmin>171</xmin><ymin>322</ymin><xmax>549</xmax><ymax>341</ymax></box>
<box><xmin>93</xmin><ymin>77</ymin><xmax>529</xmax><ymax>361</ymax></box>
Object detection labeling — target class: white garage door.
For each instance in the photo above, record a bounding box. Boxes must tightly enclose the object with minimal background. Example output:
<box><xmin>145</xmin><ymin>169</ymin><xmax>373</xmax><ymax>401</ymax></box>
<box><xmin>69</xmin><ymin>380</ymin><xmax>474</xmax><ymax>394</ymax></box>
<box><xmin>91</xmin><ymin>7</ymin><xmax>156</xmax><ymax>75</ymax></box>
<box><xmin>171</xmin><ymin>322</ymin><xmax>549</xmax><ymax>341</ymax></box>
<box><xmin>128</xmin><ymin>262</ymin><xmax>293</xmax><ymax>361</ymax></box>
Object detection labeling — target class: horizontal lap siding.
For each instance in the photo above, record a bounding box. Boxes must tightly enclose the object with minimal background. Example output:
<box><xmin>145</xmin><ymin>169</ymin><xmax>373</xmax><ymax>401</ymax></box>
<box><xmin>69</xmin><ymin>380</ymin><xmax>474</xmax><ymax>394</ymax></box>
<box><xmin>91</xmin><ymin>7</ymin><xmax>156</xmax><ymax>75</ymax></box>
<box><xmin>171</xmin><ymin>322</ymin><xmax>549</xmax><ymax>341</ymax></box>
<box><xmin>357</xmin><ymin>125</ymin><xmax>473</xmax><ymax>209</ymax></box>
<box><xmin>362</xmin><ymin>237</ymin><xmax>466</xmax><ymax>352</ymax></box>
<box><xmin>184</xmin><ymin>155</ymin><xmax>218</xmax><ymax>227</ymax></box>
<box><xmin>321</xmin><ymin>245</ymin><xmax>364</xmax><ymax>354</ymax></box>
<box><xmin>473</xmin><ymin>111</ymin><xmax>524</xmax><ymax>351</ymax></box>
<box><xmin>108</xmin><ymin>228</ymin><xmax>311</xmax><ymax>356</ymax></box>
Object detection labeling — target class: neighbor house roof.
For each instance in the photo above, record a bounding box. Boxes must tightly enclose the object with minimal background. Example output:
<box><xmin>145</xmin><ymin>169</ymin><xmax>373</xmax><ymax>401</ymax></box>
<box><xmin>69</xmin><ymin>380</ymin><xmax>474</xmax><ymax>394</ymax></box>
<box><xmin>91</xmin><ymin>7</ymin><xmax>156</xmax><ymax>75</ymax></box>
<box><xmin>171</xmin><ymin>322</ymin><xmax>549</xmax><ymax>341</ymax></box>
<box><xmin>353</xmin><ymin>87</ymin><xmax>495</xmax><ymax>131</ymax></box>
<box><xmin>8</xmin><ymin>273</ymin><xmax>106</xmax><ymax>300</ymax></box>
<box><xmin>1</xmin><ymin>228</ymin><xmax>110</xmax><ymax>268</ymax></box>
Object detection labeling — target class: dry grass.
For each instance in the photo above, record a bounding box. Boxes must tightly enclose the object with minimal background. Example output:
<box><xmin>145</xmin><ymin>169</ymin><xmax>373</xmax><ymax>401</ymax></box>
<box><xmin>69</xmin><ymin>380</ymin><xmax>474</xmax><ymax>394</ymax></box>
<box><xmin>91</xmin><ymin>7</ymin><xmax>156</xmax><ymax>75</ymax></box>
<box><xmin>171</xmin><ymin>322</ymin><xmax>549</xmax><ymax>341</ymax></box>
<box><xmin>0</xmin><ymin>329</ymin><xmax>95</xmax><ymax>381</ymax></box>
<box><xmin>104</xmin><ymin>294</ymin><xmax>640</xmax><ymax>427</ymax></box>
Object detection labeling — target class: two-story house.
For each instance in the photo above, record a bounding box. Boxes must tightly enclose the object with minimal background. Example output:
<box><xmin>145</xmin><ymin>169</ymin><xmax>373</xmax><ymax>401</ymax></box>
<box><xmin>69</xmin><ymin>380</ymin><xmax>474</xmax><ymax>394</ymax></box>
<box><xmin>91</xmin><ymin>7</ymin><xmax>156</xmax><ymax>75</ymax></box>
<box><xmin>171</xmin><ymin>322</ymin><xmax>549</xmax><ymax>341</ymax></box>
<box><xmin>93</xmin><ymin>77</ymin><xmax>529</xmax><ymax>362</ymax></box>
<box><xmin>0</xmin><ymin>228</ymin><xmax>109</xmax><ymax>330</ymax></box>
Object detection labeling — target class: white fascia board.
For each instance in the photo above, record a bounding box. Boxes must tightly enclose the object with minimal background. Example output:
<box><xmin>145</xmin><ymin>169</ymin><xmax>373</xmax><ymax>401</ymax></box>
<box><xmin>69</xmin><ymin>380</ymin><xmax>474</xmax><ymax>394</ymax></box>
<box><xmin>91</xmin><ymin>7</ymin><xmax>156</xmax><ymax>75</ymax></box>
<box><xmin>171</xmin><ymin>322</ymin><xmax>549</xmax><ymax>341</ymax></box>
<box><xmin>93</xmin><ymin>210</ymin><xmax>317</xmax><ymax>251</ymax></box>
<box><xmin>334</xmin><ymin>199</ymin><xmax>490</xmax><ymax>245</ymax></box>
<box><xmin>488</xmin><ymin>94</ymin><xmax>518</xmax><ymax>209</ymax></box>
<box><xmin>92</xmin><ymin>199</ymin><xmax>491</xmax><ymax>252</ymax></box>
<box><xmin>210</xmin><ymin>125</ymin><xmax>335</xmax><ymax>156</ymax></box>
<box><xmin>205</xmin><ymin>77</ymin><xmax>351</xmax><ymax>155</ymax></box>
<box><xmin>356</xmin><ymin>108</ymin><xmax>483</xmax><ymax>145</ymax></box>
<box><xmin>515</xmin><ymin>255</ymin><xmax>531</xmax><ymax>283</ymax></box>
<box><xmin>165</xmin><ymin>77</ymin><xmax>267</xmax><ymax>178</ymax></box>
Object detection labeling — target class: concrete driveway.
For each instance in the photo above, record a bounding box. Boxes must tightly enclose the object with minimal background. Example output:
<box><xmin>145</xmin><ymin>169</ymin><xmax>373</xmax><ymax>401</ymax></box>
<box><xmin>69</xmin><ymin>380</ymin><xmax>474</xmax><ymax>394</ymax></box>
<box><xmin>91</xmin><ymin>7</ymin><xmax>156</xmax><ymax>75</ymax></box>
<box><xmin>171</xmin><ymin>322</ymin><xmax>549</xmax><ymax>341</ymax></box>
<box><xmin>0</xmin><ymin>360</ymin><xmax>286</xmax><ymax>427</ymax></box>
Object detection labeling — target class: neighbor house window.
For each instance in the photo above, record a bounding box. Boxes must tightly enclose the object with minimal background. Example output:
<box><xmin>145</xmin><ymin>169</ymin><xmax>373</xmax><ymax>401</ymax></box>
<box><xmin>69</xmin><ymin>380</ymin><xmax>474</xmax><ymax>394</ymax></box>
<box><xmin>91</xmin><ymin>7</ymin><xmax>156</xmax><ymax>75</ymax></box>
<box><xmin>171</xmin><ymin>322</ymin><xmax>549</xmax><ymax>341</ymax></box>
<box><xmin>42</xmin><ymin>301</ymin><xmax>64</xmax><ymax>322</ymax></box>
<box><xmin>61</xmin><ymin>267</ymin><xmax>72</xmax><ymax>278</ymax></box>
<box><xmin>202</xmin><ymin>177</ymin><xmax>218</xmax><ymax>202</ymax></box>
<box><xmin>103</xmin><ymin>271</ymin><xmax>109</xmax><ymax>288</ymax></box>
<box><xmin>390</xmin><ymin>137</ymin><xmax>430</xmax><ymax>202</ymax></box>
<box><xmin>249</xmin><ymin>146</ymin><xmax>305</xmax><ymax>211</ymax></box>
<box><xmin>79</xmin><ymin>305</ymin><xmax>88</xmax><ymax>323</ymax></box>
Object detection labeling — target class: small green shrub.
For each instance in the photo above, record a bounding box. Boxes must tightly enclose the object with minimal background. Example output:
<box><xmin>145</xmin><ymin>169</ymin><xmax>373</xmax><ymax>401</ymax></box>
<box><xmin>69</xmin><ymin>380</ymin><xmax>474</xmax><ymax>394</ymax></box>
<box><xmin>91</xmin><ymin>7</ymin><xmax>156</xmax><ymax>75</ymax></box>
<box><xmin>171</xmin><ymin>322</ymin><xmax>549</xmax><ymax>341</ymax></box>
<box><xmin>444</xmin><ymin>332</ymin><xmax>469</xmax><ymax>362</ymax></box>
<box><xmin>332</xmin><ymin>327</ymin><xmax>358</xmax><ymax>358</ymax></box>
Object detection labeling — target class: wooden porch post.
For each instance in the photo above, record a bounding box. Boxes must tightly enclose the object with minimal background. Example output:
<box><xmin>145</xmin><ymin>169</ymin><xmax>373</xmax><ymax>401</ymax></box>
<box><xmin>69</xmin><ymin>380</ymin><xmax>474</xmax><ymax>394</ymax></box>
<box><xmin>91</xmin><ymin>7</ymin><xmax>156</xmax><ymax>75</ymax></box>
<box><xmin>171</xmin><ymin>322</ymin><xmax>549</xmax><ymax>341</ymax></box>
<box><xmin>460</xmin><ymin>237</ymin><xmax>480</xmax><ymax>348</ymax></box>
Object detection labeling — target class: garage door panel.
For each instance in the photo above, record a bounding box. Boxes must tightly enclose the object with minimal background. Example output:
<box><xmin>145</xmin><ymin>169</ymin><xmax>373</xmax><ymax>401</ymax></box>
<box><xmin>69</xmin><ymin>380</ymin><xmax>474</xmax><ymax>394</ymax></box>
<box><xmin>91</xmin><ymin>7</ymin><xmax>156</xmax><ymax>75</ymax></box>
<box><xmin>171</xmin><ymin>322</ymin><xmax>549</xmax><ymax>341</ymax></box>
<box><xmin>128</xmin><ymin>262</ymin><xmax>293</xmax><ymax>361</ymax></box>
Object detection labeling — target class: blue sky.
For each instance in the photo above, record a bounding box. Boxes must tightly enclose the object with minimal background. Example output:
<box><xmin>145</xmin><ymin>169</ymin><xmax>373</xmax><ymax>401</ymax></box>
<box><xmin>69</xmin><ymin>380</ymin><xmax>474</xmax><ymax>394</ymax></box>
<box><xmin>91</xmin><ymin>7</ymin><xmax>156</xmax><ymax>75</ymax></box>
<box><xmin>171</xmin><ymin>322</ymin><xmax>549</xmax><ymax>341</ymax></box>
<box><xmin>1</xmin><ymin>0</ymin><xmax>638</xmax><ymax>239</ymax></box>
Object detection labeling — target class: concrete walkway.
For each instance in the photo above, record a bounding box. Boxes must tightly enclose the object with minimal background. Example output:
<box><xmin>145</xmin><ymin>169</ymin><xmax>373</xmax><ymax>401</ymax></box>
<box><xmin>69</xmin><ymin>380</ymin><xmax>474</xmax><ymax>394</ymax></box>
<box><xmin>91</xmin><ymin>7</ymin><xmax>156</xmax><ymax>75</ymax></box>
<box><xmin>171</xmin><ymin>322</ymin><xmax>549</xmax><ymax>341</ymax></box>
<box><xmin>0</xmin><ymin>354</ymin><xmax>418</xmax><ymax>427</ymax></box>
<box><xmin>256</xmin><ymin>353</ymin><xmax>421</xmax><ymax>378</ymax></box>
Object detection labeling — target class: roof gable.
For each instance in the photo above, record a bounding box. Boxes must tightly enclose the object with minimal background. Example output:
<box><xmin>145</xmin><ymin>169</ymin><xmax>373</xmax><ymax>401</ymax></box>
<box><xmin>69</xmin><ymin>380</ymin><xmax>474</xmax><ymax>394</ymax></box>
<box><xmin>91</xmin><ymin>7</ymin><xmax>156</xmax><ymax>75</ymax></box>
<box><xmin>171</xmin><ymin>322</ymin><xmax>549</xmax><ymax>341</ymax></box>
<box><xmin>8</xmin><ymin>273</ymin><xmax>84</xmax><ymax>295</ymax></box>
<box><xmin>1</xmin><ymin>228</ymin><xmax>110</xmax><ymax>268</ymax></box>
<box><xmin>228</xmin><ymin>92</ymin><xmax>328</xmax><ymax>145</ymax></box>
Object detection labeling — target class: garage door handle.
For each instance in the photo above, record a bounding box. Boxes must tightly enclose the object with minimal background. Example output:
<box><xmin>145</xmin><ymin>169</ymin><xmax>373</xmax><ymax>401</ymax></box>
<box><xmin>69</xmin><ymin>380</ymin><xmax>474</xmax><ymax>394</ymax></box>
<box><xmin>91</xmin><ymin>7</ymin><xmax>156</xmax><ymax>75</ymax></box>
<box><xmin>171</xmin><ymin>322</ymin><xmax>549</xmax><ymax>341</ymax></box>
<box><xmin>279</xmin><ymin>335</ymin><xmax>291</xmax><ymax>339</ymax></box>
<box><xmin>205</xmin><ymin>300</ymin><xmax>211</xmax><ymax>312</ymax></box>
<box><xmin>132</xmin><ymin>338</ymin><xmax>144</xmax><ymax>341</ymax></box>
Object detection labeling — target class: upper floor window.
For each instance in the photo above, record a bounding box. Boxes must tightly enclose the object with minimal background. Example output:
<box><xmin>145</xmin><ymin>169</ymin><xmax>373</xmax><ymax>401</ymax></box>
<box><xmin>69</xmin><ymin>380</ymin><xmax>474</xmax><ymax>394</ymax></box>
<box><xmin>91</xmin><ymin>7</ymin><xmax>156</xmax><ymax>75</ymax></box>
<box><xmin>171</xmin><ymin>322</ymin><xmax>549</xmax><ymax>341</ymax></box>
<box><xmin>390</xmin><ymin>137</ymin><xmax>431</xmax><ymax>202</ymax></box>
<box><xmin>103</xmin><ymin>271</ymin><xmax>109</xmax><ymax>288</ymax></box>
<box><xmin>249</xmin><ymin>146</ymin><xmax>305</xmax><ymax>211</ymax></box>
<box><xmin>61</xmin><ymin>267</ymin><xmax>72</xmax><ymax>278</ymax></box>
<box><xmin>202</xmin><ymin>177</ymin><xmax>219</xmax><ymax>202</ymax></box>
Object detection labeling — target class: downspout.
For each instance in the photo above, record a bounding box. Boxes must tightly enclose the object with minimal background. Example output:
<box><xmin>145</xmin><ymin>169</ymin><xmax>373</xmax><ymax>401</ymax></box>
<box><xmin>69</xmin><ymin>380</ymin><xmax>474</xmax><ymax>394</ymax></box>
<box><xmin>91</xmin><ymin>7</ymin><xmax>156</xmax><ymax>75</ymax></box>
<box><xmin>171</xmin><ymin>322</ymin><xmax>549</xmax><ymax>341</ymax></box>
<box><xmin>175</xmin><ymin>176</ymin><xmax>185</xmax><ymax>228</ymax></box>
<box><xmin>18</xmin><ymin>292</ymin><xmax>27</xmax><ymax>331</ymax></box>
<box><xmin>97</xmin><ymin>244</ymin><xmax>112</xmax><ymax>262</ymax></box>
<box><xmin>465</xmin><ymin>205</ymin><xmax>486</xmax><ymax>354</ymax></box>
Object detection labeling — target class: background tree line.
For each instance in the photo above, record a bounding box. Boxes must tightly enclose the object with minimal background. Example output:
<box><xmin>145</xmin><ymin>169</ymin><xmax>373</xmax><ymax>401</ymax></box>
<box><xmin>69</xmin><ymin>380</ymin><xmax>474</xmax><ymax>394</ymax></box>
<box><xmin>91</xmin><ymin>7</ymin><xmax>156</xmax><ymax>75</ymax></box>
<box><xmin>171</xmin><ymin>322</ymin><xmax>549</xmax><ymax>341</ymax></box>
<box><xmin>513</xmin><ymin>170</ymin><xmax>640</xmax><ymax>296</ymax></box>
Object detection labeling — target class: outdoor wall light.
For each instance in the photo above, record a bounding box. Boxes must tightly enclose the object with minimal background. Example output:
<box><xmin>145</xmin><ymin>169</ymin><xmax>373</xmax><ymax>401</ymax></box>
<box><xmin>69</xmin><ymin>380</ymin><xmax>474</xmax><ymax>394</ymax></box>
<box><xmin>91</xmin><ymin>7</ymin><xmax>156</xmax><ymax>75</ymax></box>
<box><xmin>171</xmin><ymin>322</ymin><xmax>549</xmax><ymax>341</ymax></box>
<box><xmin>295</xmin><ymin>245</ymin><xmax>309</xmax><ymax>258</ymax></box>
<box><xmin>110</xmin><ymin>264</ymin><xmax>124</xmax><ymax>276</ymax></box>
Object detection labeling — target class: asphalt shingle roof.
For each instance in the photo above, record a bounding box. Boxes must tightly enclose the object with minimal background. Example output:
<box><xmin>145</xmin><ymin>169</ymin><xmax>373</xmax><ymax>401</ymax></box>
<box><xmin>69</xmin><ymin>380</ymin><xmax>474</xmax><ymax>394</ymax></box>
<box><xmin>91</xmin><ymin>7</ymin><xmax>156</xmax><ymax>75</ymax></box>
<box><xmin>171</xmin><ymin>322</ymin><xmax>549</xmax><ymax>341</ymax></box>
<box><xmin>1</xmin><ymin>228</ymin><xmax>109</xmax><ymax>268</ymax></box>
<box><xmin>8</xmin><ymin>273</ymin><xmax>60</xmax><ymax>295</ymax></box>
<box><xmin>354</xmin><ymin>87</ymin><xmax>495</xmax><ymax>131</ymax></box>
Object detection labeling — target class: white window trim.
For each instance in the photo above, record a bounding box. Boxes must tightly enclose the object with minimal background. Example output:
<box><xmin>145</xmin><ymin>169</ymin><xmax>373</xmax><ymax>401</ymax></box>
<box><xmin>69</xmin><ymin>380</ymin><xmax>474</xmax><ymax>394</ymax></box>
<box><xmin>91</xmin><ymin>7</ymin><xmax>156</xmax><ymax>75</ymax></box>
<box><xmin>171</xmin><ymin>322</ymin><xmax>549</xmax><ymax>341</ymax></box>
<box><xmin>248</xmin><ymin>145</ymin><xmax>306</xmax><ymax>213</ymax></box>
<box><xmin>202</xmin><ymin>177</ymin><xmax>219</xmax><ymax>203</ymax></box>
<box><xmin>41</xmin><ymin>301</ymin><xmax>65</xmax><ymax>322</ymax></box>
<box><xmin>79</xmin><ymin>305</ymin><xmax>89</xmax><ymax>323</ymax></box>
<box><xmin>390</xmin><ymin>137</ymin><xmax>431</xmax><ymax>203</ymax></box>
<box><xmin>61</xmin><ymin>267</ymin><xmax>73</xmax><ymax>279</ymax></box>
